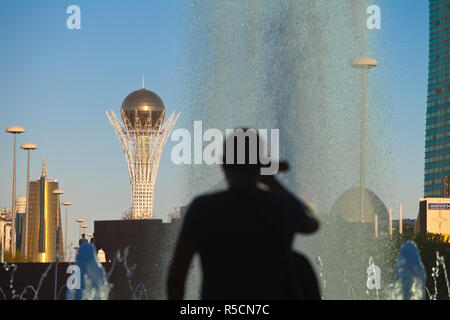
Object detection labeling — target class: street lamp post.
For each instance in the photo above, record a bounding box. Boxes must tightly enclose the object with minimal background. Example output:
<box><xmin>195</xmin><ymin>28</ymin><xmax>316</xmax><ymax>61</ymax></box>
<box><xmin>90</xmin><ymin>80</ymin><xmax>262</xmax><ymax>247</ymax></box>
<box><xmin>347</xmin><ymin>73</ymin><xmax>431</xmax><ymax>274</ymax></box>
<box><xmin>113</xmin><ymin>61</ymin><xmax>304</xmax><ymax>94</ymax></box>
<box><xmin>53</xmin><ymin>190</ymin><xmax>64</xmax><ymax>260</ymax></box>
<box><xmin>0</xmin><ymin>211</ymin><xmax>5</xmax><ymax>263</ymax></box>
<box><xmin>351</xmin><ymin>57</ymin><xmax>378</xmax><ymax>223</ymax></box>
<box><xmin>6</xmin><ymin>126</ymin><xmax>25</xmax><ymax>258</ymax></box>
<box><xmin>20</xmin><ymin>143</ymin><xmax>37</xmax><ymax>259</ymax></box>
<box><xmin>61</xmin><ymin>201</ymin><xmax>72</xmax><ymax>262</ymax></box>
<box><xmin>52</xmin><ymin>189</ymin><xmax>64</xmax><ymax>300</ymax></box>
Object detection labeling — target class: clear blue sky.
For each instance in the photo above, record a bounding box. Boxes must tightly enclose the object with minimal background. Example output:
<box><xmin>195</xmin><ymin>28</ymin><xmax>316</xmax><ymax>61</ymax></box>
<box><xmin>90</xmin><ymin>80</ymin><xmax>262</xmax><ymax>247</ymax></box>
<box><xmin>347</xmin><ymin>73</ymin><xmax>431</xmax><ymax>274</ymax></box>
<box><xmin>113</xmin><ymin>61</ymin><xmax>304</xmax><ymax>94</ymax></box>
<box><xmin>0</xmin><ymin>1</ymin><xmax>429</xmax><ymax>254</ymax></box>
<box><xmin>0</xmin><ymin>0</ymin><xmax>190</xmax><ymax>255</ymax></box>
<box><xmin>371</xmin><ymin>0</ymin><xmax>429</xmax><ymax>220</ymax></box>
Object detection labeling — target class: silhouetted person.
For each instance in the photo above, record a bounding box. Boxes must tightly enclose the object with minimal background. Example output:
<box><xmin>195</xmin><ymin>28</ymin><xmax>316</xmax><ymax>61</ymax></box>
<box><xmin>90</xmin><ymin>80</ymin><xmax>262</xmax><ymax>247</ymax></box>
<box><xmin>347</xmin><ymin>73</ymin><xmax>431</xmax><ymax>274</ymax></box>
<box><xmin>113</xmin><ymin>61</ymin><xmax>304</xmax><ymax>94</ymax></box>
<box><xmin>79</xmin><ymin>233</ymin><xmax>88</xmax><ymax>247</ymax></box>
<box><xmin>90</xmin><ymin>232</ymin><xmax>101</xmax><ymax>253</ymax></box>
<box><xmin>168</xmin><ymin>129</ymin><xmax>320</xmax><ymax>300</ymax></box>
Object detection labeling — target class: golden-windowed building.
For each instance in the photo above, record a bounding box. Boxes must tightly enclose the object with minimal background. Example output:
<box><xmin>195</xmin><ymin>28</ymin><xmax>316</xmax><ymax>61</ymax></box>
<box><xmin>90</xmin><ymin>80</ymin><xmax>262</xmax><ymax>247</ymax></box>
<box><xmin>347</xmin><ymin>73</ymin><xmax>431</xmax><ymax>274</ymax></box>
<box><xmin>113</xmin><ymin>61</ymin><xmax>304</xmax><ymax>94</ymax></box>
<box><xmin>26</xmin><ymin>161</ymin><xmax>63</xmax><ymax>262</ymax></box>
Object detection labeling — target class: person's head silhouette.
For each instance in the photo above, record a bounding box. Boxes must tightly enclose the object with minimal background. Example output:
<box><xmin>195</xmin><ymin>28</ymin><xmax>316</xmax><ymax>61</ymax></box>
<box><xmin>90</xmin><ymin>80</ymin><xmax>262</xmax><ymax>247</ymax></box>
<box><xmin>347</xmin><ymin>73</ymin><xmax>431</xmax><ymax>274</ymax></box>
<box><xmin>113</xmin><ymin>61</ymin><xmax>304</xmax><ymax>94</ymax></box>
<box><xmin>221</xmin><ymin>128</ymin><xmax>263</xmax><ymax>186</ymax></box>
<box><xmin>81</xmin><ymin>233</ymin><xmax>86</xmax><ymax>239</ymax></box>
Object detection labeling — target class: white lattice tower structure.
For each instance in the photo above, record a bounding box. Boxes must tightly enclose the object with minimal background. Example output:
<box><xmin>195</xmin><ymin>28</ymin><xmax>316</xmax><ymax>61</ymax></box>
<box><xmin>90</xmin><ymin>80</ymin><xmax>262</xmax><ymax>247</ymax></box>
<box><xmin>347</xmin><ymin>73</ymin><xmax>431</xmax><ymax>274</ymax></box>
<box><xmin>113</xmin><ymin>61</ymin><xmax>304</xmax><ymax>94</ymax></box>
<box><xmin>106</xmin><ymin>88</ymin><xmax>179</xmax><ymax>220</ymax></box>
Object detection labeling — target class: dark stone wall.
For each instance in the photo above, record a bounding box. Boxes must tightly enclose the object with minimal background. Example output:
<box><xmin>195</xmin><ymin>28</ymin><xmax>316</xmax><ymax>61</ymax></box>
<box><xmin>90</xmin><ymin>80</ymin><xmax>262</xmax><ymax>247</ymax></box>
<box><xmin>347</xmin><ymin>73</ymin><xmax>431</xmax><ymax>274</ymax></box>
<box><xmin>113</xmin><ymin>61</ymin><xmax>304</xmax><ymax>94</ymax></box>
<box><xmin>0</xmin><ymin>262</ymin><xmax>71</xmax><ymax>300</ymax></box>
<box><xmin>0</xmin><ymin>218</ymin><xmax>183</xmax><ymax>300</ymax></box>
<box><xmin>94</xmin><ymin>219</ymin><xmax>182</xmax><ymax>299</ymax></box>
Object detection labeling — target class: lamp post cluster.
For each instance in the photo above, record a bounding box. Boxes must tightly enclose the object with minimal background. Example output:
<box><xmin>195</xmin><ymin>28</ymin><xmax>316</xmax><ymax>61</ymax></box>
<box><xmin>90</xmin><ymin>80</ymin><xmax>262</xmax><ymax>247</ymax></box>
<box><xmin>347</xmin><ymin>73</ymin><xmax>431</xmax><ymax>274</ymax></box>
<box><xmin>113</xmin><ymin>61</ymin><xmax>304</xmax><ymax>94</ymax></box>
<box><xmin>1</xmin><ymin>126</ymin><xmax>84</xmax><ymax>264</ymax></box>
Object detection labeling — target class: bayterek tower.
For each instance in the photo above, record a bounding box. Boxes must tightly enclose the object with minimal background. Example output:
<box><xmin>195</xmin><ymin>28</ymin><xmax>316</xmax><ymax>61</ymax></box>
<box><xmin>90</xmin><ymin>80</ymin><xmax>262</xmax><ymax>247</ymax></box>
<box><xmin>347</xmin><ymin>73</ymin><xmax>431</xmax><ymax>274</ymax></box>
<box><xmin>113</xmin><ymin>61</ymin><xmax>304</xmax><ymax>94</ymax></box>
<box><xmin>106</xmin><ymin>86</ymin><xmax>179</xmax><ymax>219</ymax></box>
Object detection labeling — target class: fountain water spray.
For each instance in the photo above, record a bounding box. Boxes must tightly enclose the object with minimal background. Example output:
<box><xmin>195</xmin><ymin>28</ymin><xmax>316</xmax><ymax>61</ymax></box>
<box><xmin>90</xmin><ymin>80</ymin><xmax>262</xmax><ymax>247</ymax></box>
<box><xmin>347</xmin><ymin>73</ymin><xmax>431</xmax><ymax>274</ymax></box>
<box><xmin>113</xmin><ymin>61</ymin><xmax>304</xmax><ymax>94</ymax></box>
<box><xmin>1</xmin><ymin>245</ymin><xmax>149</xmax><ymax>300</ymax></box>
<box><xmin>366</xmin><ymin>256</ymin><xmax>380</xmax><ymax>300</ymax></box>
<box><xmin>386</xmin><ymin>241</ymin><xmax>425</xmax><ymax>300</ymax></box>
<box><xmin>315</xmin><ymin>256</ymin><xmax>326</xmax><ymax>299</ymax></box>
<box><xmin>66</xmin><ymin>243</ymin><xmax>111</xmax><ymax>300</ymax></box>
<box><xmin>183</xmin><ymin>0</ymin><xmax>395</xmax><ymax>299</ymax></box>
<box><xmin>105</xmin><ymin>246</ymin><xmax>148</xmax><ymax>300</ymax></box>
<box><xmin>430</xmin><ymin>251</ymin><xmax>450</xmax><ymax>300</ymax></box>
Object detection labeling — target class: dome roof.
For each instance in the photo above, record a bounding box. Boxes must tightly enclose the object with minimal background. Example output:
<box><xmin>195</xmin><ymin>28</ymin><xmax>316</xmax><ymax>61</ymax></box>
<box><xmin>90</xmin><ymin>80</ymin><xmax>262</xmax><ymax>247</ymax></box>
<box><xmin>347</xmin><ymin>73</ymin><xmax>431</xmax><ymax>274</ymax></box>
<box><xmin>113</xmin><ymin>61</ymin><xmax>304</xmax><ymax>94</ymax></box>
<box><xmin>330</xmin><ymin>187</ymin><xmax>388</xmax><ymax>224</ymax></box>
<box><xmin>16</xmin><ymin>196</ymin><xmax>26</xmax><ymax>204</ymax></box>
<box><xmin>121</xmin><ymin>88</ymin><xmax>165</xmax><ymax>130</ymax></box>
<box><xmin>16</xmin><ymin>196</ymin><xmax>27</xmax><ymax>212</ymax></box>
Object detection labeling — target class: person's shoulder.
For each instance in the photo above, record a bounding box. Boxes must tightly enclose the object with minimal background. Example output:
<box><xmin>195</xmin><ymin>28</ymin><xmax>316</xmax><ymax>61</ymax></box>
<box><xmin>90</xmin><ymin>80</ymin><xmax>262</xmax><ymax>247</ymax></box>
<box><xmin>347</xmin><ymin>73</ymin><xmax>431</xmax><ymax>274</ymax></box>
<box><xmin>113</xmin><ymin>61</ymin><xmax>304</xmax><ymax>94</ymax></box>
<box><xmin>255</xmin><ymin>187</ymin><xmax>291</xmax><ymax>200</ymax></box>
<box><xmin>191</xmin><ymin>190</ymin><xmax>230</xmax><ymax>204</ymax></box>
<box><xmin>187</xmin><ymin>190</ymin><xmax>232</xmax><ymax>218</ymax></box>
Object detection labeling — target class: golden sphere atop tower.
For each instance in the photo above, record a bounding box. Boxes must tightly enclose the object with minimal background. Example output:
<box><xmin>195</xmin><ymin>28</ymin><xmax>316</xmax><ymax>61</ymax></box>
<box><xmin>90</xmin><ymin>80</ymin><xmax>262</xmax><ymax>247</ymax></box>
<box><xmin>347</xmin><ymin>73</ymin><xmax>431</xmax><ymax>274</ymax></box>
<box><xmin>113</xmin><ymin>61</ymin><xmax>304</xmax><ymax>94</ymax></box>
<box><xmin>121</xmin><ymin>88</ymin><xmax>166</xmax><ymax>130</ymax></box>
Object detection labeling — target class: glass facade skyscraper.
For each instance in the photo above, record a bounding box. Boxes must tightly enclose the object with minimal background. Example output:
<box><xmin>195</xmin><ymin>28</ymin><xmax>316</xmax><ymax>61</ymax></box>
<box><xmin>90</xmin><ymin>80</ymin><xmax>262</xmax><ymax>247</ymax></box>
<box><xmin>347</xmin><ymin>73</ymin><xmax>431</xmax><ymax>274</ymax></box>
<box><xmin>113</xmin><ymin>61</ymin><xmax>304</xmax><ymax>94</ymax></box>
<box><xmin>425</xmin><ymin>0</ymin><xmax>450</xmax><ymax>197</ymax></box>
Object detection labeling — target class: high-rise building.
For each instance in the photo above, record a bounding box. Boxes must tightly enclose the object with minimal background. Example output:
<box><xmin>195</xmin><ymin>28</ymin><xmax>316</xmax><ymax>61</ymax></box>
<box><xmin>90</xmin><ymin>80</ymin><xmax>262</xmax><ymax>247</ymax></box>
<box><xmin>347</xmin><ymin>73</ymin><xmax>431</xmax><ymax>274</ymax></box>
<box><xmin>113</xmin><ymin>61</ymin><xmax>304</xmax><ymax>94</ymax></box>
<box><xmin>425</xmin><ymin>1</ymin><xmax>450</xmax><ymax>197</ymax></box>
<box><xmin>1</xmin><ymin>208</ymin><xmax>12</xmax><ymax>257</ymax></box>
<box><xmin>15</xmin><ymin>196</ymin><xmax>26</xmax><ymax>253</ymax></box>
<box><xmin>4</xmin><ymin>224</ymin><xmax>11</xmax><ymax>253</ymax></box>
<box><xmin>106</xmin><ymin>87</ymin><xmax>179</xmax><ymax>219</ymax></box>
<box><xmin>1</xmin><ymin>208</ymin><xmax>11</xmax><ymax>221</ymax></box>
<box><xmin>26</xmin><ymin>160</ymin><xmax>63</xmax><ymax>262</ymax></box>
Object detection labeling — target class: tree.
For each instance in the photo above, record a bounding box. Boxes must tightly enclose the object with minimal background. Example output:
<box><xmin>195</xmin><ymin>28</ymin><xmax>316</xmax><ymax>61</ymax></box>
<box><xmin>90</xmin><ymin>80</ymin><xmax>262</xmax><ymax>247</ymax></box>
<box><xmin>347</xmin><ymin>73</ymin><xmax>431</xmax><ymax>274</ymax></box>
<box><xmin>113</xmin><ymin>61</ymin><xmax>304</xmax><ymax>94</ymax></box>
<box><xmin>121</xmin><ymin>208</ymin><xmax>133</xmax><ymax>220</ymax></box>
